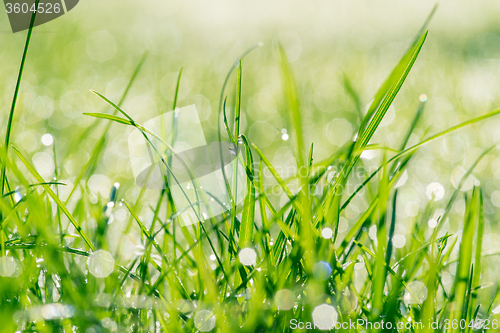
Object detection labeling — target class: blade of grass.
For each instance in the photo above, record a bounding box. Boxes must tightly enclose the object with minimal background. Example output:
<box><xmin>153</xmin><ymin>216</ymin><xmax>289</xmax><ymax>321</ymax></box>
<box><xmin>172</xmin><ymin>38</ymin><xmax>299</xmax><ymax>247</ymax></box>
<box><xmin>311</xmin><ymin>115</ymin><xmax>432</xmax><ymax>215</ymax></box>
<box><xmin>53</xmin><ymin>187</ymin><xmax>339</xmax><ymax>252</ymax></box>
<box><xmin>64</xmin><ymin>52</ymin><xmax>148</xmax><ymax>204</ymax></box>
<box><xmin>2</xmin><ymin>0</ymin><xmax>40</xmax><ymax>196</ymax></box>
<box><xmin>12</xmin><ymin>145</ymin><xmax>95</xmax><ymax>251</ymax></box>
<box><xmin>449</xmin><ymin>187</ymin><xmax>480</xmax><ymax>333</ymax></box>
<box><xmin>238</xmin><ymin>135</ymin><xmax>255</xmax><ymax>248</ymax></box>
<box><xmin>278</xmin><ymin>46</ymin><xmax>314</xmax><ymax>271</ymax></box>
<box><xmin>340</xmin><ymin>114</ymin><xmax>500</xmax><ymax>213</ymax></box>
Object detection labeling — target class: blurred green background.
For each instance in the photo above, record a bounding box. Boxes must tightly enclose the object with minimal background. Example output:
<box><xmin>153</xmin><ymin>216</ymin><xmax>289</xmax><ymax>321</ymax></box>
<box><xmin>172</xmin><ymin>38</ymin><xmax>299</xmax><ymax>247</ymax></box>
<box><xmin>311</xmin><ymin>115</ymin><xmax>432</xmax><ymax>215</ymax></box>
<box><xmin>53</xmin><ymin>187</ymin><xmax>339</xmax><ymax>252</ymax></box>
<box><xmin>3</xmin><ymin>2</ymin><xmax>500</xmax><ymax>222</ymax></box>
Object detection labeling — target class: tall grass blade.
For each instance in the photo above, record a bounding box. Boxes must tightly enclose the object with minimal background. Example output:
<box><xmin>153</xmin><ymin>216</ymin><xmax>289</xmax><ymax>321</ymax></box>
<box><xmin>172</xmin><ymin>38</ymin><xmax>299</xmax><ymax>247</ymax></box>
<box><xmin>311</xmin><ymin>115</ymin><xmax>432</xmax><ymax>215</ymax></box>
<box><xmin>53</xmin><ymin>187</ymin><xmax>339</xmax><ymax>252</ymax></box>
<box><xmin>238</xmin><ymin>135</ymin><xmax>255</xmax><ymax>248</ymax></box>
<box><xmin>2</xmin><ymin>0</ymin><xmax>40</xmax><ymax>195</ymax></box>
<box><xmin>12</xmin><ymin>145</ymin><xmax>95</xmax><ymax>251</ymax></box>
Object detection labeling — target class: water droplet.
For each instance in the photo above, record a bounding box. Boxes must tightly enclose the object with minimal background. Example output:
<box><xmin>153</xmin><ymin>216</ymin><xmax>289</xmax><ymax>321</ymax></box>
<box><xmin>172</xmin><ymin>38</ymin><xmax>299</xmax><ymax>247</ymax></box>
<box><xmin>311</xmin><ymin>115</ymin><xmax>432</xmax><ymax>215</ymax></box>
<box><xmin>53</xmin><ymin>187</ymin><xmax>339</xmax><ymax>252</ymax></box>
<box><xmin>210</xmin><ymin>254</ymin><xmax>216</xmax><ymax>261</ymax></box>
<box><xmin>41</xmin><ymin>303</ymin><xmax>74</xmax><ymax>320</ymax></box>
<box><xmin>404</xmin><ymin>281</ymin><xmax>428</xmax><ymax>306</ymax></box>
<box><xmin>281</xmin><ymin>128</ymin><xmax>287</xmax><ymax>134</ymax></box>
<box><xmin>312</xmin><ymin>304</ymin><xmax>338</xmax><ymax>330</ymax></box>
<box><xmin>0</xmin><ymin>256</ymin><xmax>20</xmax><ymax>277</ymax></box>
<box><xmin>339</xmin><ymin>288</ymin><xmax>358</xmax><ymax>313</ymax></box>
<box><xmin>426</xmin><ymin>182</ymin><xmax>445</xmax><ymax>201</ymax></box>
<box><xmin>313</xmin><ymin>261</ymin><xmax>332</xmax><ymax>281</ymax></box>
<box><xmin>41</xmin><ymin>133</ymin><xmax>53</xmax><ymax>146</ymax></box>
<box><xmin>228</xmin><ymin>144</ymin><xmax>238</xmax><ymax>156</ymax></box>
<box><xmin>238</xmin><ymin>248</ymin><xmax>257</xmax><ymax>266</ymax></box>
<box><xmin>275</xmin><ymin>289</ymin><xmax>295</xmax><ymax>310</ymax></box>
<box><xmin>101</xmin><ymin>317</ymin><xmax>118</xmax><ymax>331</ymax></box>
<box><xmin>369</xmin><ymin>225</ymin><xmax>377</xmax><ymax>240</ymax></box>
<box><xmin>354</xmin><ymin>256</ymin><xmax>364</xmax><ymax>270</ymax></box>
<box><xmin>419</xmin><ymin>94</ymin><xmax>428</xmax><ymax>102</ymax></box>
<box><xmin>13</xmin><ymin>188</ymin><xmax>23</xmax><ymax>203</ymax></box>
<box><xmin>281</xmin><ymin>133</ymin><xmax>289</xmax><ymax>141</ymax></box>
<box><xmin>321</xmin><ymin>228</ymin><xmax>333</xmax><ymax>239</ymax></box>
<box><xmin>428</xmin><ymin>218</ymin><xmax>438</xmax><ymax>228</ymax></box>
<box><xmin>88</xmin><ymin>250</ymin><xmax>114</xmax><ymax>278</ymax></box>
<box><xmin>392</xmin><ymin>234</ymin><xmax>406</xmax><ymax>248</ymax></box>
<box><xmin>194</xmin><ymin>310</ymin><xmax>216</xmax><ymax>332</ymax></box>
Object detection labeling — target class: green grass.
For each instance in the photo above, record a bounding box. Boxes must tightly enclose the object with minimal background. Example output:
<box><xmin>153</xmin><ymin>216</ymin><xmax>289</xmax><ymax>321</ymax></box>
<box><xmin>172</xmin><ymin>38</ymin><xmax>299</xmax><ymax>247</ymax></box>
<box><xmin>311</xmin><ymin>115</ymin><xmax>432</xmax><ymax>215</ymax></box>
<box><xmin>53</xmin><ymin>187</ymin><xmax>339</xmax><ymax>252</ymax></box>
<box><xmin>3</xmin><ymin>11</ymin><xmax>500</xmax><ymax>333</ymax></box>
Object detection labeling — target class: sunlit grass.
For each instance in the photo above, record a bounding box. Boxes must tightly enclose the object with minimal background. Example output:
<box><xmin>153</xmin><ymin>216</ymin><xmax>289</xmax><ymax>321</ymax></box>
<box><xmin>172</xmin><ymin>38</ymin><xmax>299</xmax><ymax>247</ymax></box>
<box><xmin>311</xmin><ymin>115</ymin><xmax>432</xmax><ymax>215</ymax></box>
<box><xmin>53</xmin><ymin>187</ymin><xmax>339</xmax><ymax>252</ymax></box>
<box><xmin>3</xmin><ymin>7</ymin><xmax>500</xmax><ymax>333</ymax></box>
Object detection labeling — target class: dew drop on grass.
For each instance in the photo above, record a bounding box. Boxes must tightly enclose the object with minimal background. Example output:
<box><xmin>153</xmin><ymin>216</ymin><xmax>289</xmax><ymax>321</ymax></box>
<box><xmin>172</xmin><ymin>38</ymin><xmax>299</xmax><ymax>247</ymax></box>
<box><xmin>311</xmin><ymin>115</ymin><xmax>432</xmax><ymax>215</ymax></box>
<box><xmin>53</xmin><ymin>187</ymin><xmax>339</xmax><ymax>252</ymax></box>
<box><xmin>275</xmin><ymin>289</ymin><xmax>295</xmax><ymax>310</ymax></box>
<box><xmin>228</xmin><ymin>144</ymin><xmax>238</xmax><ymax>156</ymax></box>
<box><xmin>354</xmin><ymin>256</ymin><xmax>364</xmax><ymax>270</ymax></box>
<box><xmin>369</xmin><ymin>225</ymin><xmax>377</xmax><ymax>240</ymax></box>
<box><xmin>0</xmin><ymin>256</ymin><xmax>20</xmax><ymax>277</ymax></box>
<box><xmin>88</xmin><ymin>250</ymin><xmax>115</xmax><ymax>278</ymax></box>
<box><xmin>321</xmin><ymin>227</ymin><xmax>333</xmax><ymax>239</ymax></box>
<box><xmin>404</xmin><ymin>281</ymin><xmax>428</xmax><ymax>306</ymax></box>
<box><xmin>41</xmin><ymin>303</ymin><xmax>75</xmax><ymax>320</ymax></box>
<box><xmin>419</xmin><ymin>94</ymin><xmax>428</xmax><ymax>102</ymax></box>
<box><xmin>428</xmin><ymin>218</ymin><xmax>438</xmax><ymax>228</ymax></box>
<box><xmin>194</xmin><ymin>310</ymin><xmax>216</xmax><ymax>332</ymax></box>
<box><xmin>339</xmin><ymin>288</ymin><xmax>358</xmax><ymax>313</ymax></box>
<box><xmin>312</xmin><ymin>304</ymin><xmax>338</xmax><ymax>330</ymax></box>
<box><xmin>426</xmin><ymin>182</ymin><xmax>445</xmax><ymax>201</ymax></box>
<box><xmin>238</xmin><ymin>248</ymin><xmax>257</xmax><ymax>266</ymax></box>
<box><xmin>392</xmin><ymin>234</ymin><xmax>406</xmax><ymax>248</ymax></box>
<box><xmin>41</xmin><ymin>133</ymin><xmax>53</xmax><ymax>146</ymax></box>
<box><xmin>282</xmin><ymin>133</ymin><xmax>289</xmax><ymax>141</ymax></box>
<box><xmin>13</xmin><ymin>188</ymin><xmax>23</xmax><ymax>203</ymax></box>
<box><xmin>312</xmin><ymin>261</ymin><xmax>332</xmax><ymax>281</ymax></box>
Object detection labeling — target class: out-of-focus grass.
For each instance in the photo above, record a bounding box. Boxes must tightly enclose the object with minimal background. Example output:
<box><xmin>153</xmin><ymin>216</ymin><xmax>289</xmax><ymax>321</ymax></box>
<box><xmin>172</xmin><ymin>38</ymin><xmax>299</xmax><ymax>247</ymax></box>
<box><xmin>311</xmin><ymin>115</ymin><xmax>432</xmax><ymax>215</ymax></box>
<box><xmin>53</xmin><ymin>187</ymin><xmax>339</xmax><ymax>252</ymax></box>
<box><xmin>3</xmin><ymin>1</ymin><xmax>500</xmax><ymax>332</ymax></box>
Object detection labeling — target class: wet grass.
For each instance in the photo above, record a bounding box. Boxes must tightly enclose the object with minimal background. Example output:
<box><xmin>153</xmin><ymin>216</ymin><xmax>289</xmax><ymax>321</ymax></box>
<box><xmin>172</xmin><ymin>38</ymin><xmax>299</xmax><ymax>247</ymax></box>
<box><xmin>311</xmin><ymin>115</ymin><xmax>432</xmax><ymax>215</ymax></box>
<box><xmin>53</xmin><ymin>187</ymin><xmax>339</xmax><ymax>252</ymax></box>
<box><xmin>2</xmin><ymin>9</ymin><xmax>500</xmax><ymax>333</ymax></box>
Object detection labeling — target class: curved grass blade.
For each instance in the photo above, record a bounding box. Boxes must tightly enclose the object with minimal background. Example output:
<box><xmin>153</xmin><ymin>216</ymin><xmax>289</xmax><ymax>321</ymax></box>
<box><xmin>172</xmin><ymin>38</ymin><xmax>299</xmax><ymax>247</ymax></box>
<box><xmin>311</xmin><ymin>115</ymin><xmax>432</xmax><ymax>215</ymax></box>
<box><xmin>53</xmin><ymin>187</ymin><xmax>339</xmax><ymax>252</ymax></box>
<box><xmin>64</xmin><ymin>52</ymin><xmax>148</xmax><ymax>204</ymax></box>
<box><xmin>2</xmin><ymin>0</ymin><xmax>40</xmax><ymax>196</ymax></box>
<box><xmin>340</xmin><ymin>113</ymin><xmax>500</xmax><ymax>213</ymax></box>
<box><xmin>342</xmin><ymin>73</ymin><xmax>363</xmax><ymax>121</ymax></box>
<box><xmin>12</xmin><ymin>145</ymin><xmax>95</xmax><ymax>251</ymax></box>
<box><xmin>238</xmin><ymin>135</ymin><xmax>255</xmax><ymax>248</ymax></box>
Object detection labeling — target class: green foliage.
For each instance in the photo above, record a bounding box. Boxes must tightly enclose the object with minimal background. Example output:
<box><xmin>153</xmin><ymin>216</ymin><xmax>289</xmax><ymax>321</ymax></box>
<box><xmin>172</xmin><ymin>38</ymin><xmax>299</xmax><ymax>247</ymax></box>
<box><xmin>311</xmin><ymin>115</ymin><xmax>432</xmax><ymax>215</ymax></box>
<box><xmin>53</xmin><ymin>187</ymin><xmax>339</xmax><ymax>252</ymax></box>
<box><xmin>3</xmin><ymin>13</ymin><xmax>500</xmax><ymax>333</ymax></box>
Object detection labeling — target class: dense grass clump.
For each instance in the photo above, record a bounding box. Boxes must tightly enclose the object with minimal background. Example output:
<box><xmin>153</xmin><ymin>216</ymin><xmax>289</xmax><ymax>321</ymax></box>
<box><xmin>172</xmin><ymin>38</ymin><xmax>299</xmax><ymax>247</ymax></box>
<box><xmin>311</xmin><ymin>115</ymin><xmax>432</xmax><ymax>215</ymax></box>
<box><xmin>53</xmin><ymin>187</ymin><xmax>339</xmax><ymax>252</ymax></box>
<box><xmin>3</xmin><ymin>9</ymin><xmax>500</xmax><ymax>333</ymax></box>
